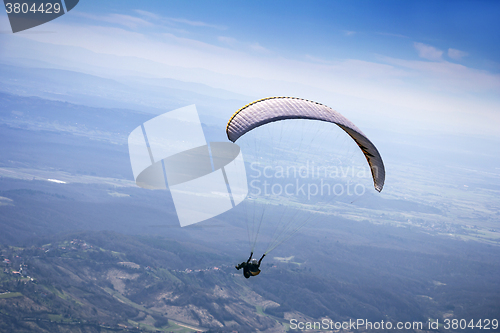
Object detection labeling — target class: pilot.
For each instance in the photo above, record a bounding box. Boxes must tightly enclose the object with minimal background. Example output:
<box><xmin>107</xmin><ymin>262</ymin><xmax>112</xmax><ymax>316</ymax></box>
<box><xmin>235</xmin><ymin>252</ymin><xmax>265</xmax><ymax>278</ymax></box>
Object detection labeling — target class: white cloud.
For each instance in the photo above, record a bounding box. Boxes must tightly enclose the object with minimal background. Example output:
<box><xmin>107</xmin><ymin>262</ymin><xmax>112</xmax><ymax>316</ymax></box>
<box><xmin>167</xmin><ymin>17</ymin><xmax>226</xmax><ymax>30</ymax></box>
<box><xmin>217</xmin><ymin>36</ymin><xmax>270</xmax><ymax>54</ymax></box>
<box><xmin>218</xmin><ymin>36</ymin><xmax>237</xmax><ymax>45</ymax></box>
<box><xmin>249</xmin><ymin>42</ymin><xmax>270</xmax><ymax>54</ymax></box>
<box><xmin>75</xmin><ymin>12</ymin><xmax>154</xmax><ymax>29</ymax></box>
<box><xmin>4</xmin><ymin>17</ymin><xmax>500</xmax><ymax>136</ymax></box>
<box><xmin>448</xmin><ymin>48</ymin><xmax>468</xmax><ymax>60</ymax></box>
<box><xmin>304</xmin><ymin>54</ymin><xmax>332</xmax><ymax>64</ymax></box>
<box><xmin>134</xmin><ymin>10</ymin><xmax>160</xmax><ymax>20</ymax></box>
<box><xmin>380</xmin><ymin>55</ymin><xmax>500</xmax><ymax>93</ymax></box>
<box><xmin>344</xmin><ymin>30</ymin><xmax>356</xmax><ymax>36</ymax></box>
<box><xmin>77</xmin><ymin>10</ymin><xmax>226</xmax><ymax>32</ymax></box>
<box><xmin>414</xmin><ymin>42</ymin><xmax>443</xmax><ymax>61</ymax></box>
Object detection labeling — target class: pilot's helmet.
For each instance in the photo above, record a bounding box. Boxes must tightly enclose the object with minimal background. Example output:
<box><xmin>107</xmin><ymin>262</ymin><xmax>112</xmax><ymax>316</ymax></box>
<box><xmin>250</xmin><ymin>259</ymin><xmax>258</xmax><ymax>265</ymax></box>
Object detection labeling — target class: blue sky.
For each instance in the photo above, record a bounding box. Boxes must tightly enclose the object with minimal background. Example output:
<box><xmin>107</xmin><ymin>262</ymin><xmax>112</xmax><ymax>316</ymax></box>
<box><xmin>0</xmin><ymin>0</ymin><xmax>499</xmax><ymax>136</ymax></box>
<box><xmin>75</xmin><ymin>0</ymin><xmax>500</xmax><ymax>67</ymax></box>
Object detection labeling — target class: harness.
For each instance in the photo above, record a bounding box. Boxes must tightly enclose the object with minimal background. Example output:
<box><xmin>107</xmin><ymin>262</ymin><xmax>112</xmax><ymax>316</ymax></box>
<box><xmin>243</xmin><ymin>264</ymin><xmax>261</xmax><ymax>278</ymax></box>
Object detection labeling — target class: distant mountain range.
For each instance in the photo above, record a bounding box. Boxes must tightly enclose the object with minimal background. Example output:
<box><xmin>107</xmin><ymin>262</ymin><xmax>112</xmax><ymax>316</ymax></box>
<box><xmin>0</xmin><ymin>63</ymin><xmax>499</xmax><ymax>332</ymax></box>
<box><xmin>0</xmin><ymin>63</ymin><xmax>250</xmax><ymax>126</ymax></box>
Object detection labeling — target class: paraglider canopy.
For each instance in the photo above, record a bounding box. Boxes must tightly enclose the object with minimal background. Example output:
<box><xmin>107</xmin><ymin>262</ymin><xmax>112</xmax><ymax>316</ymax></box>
<box><xmin>226</xmin><ymin>97</ymin><xmax>385</xmax><ymax>192</ymax></box>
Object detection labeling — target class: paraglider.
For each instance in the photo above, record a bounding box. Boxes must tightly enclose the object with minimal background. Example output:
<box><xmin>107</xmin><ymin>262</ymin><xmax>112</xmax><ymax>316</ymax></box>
<box><xmin>227</xmin><ymin>97</ymin><xmax>385</xmax><ymax>273</ymax></box>
<box><xmin>235</xmin><ymin>252</ymin><xmax>266</xmax><ymax>278</ymax></box>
